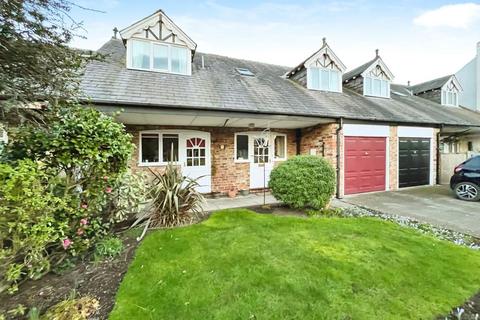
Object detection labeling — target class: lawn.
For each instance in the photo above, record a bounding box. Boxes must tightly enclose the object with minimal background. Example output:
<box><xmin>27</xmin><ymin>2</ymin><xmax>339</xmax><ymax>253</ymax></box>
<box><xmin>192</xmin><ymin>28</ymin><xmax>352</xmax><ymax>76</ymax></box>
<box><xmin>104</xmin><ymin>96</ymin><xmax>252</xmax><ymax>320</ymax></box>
<box><xmin>110</xmin><ymin>209</ymin><xmax>480</xmax><ymax>319</ymax></box>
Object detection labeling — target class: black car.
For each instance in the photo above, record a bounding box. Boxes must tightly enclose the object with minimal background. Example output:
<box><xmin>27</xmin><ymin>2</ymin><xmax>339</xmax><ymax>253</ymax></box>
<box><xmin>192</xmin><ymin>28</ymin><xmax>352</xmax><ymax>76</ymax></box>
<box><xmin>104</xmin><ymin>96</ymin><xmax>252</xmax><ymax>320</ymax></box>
<box><xmin>450</xmin><ymin>155</ymin><xmax>480</xmax><ymax>201</ymax></box>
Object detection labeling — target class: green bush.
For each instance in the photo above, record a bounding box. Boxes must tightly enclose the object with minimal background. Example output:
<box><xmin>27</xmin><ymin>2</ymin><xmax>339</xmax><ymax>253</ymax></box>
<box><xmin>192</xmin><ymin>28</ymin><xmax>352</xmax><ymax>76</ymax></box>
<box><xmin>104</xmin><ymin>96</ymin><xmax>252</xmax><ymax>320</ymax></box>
<box><xmin>94</xmin><ymin>237</ymin><xmax>123</xmax><ymax>259</ymax></box>
<box><xmin>269</xmin><ymin>155</ymin><xmax>336</xmax><ymax>210</ymax></box>
<box><xmin>0</xmin><ymin>106</ymin><xmax>140</xmax><ymax>294</ymax></box>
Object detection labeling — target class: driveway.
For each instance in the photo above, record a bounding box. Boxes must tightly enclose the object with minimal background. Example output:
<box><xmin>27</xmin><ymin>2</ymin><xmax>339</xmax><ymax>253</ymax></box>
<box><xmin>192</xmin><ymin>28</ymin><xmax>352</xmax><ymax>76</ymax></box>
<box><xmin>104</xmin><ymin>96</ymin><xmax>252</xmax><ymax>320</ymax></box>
<box><xmin>341</xmin><ymin>185</ymin><xmax>480</xmax><ymax>237</ymax></box>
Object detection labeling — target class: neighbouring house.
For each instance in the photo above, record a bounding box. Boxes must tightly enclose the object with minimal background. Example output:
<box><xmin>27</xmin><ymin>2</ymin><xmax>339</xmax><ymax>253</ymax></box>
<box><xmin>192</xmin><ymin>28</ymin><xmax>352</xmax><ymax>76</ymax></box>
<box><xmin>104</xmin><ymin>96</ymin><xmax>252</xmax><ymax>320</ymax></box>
<box><xmin>456</xmin><ymin>42</ymin><xmax>480</xmax><ymax>112</ymax></box>
<box><xmin>409</xmin><ymin>48</ymin><xmax>480</xmax><ymax>183</ymax></box>
<box><xmin>80</xmin><ymin>10</ymin><xmax>480</xmax><ymax>197</ymax></box>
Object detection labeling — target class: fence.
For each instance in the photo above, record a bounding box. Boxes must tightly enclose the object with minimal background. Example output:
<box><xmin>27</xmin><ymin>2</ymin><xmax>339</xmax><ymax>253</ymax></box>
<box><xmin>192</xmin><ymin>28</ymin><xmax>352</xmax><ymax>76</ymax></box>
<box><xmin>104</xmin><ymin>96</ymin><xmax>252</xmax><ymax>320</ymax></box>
<box><xmin>439</xmin><ymin>152</ymin><xmax>479</xmax><ymax>185</ymax></box>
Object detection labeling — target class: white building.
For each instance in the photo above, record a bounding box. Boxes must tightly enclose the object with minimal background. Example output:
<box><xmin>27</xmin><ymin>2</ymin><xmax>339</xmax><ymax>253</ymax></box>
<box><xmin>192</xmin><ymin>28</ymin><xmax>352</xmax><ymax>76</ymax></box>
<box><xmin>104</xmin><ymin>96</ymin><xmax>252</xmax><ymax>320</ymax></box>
<box><xmin>456</xmin><ymin>42</ymin><xmax>480</xmax><ymax>112</ymax></box>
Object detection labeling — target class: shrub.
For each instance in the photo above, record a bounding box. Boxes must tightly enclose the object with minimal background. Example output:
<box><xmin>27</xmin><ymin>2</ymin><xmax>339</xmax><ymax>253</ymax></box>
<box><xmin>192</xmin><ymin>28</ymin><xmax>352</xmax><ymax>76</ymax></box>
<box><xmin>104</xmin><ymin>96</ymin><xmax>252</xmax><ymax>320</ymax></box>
<box><xmin>94</xmin><ymin>237</ymin><xmax>123</xmax><ymax>259</ymax></box>
<box><xmin>269</xmin><ymin>155</ymin><xmax>336</xmax><ymax>210</ymax></box>
<box><xmin>0</xmin><ymin>107</ymin><xmax>140</xmax><ymax>293</ymax></box>
<box><xmin>132</xmin><ymin>164</ymin><xmax>205</xmax><ymax>239</ymax></box>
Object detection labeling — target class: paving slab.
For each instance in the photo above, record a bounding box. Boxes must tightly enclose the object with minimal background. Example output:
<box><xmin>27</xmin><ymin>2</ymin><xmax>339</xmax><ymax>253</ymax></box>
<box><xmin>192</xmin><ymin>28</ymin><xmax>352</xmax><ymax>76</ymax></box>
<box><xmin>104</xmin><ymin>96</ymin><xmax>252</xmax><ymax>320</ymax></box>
<box><xmin>342</xmin><ymin>185</ymin><xmax>480</xmax><ymax>237</ymax></box>
<box><xmin>205</xmin><ymin>193</ymin><xmax>279</xmax><ymax>212</ymax></box>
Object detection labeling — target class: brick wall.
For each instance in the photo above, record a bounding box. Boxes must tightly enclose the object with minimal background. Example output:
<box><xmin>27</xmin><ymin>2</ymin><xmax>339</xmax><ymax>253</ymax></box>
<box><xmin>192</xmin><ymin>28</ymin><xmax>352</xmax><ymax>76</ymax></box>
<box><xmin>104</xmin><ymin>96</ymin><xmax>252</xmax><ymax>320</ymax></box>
<box><xmin>127</xmin><ymin>125</ymin><xmax>296</xmax><ymax>194</ymax></box>
<box><xmin>389</xmin><ymin>126</ymin><xmax>399</xmax><ymax>190</ymax></box>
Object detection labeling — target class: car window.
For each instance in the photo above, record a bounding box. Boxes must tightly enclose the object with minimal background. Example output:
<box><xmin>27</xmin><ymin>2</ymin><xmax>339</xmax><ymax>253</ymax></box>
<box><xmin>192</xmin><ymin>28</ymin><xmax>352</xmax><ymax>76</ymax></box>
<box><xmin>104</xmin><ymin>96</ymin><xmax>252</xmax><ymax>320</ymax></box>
<box><xmin>463</xmin><ymin>156</ymin><xmax>480</xmax><ymax>169</ymax></box>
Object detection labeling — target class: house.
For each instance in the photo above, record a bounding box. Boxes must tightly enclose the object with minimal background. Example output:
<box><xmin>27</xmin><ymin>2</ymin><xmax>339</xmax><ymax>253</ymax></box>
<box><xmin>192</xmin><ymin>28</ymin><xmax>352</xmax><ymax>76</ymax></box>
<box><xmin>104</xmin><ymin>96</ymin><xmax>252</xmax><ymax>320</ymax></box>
<box><xmin>456</xmin><ymin>42</ymin><xmax>480</xmax><ymax>112</ymax></box>
<box><xmin>80</xmin><ymin>10</ymin><xmax>480</xmax><ymax>197</ymax></box>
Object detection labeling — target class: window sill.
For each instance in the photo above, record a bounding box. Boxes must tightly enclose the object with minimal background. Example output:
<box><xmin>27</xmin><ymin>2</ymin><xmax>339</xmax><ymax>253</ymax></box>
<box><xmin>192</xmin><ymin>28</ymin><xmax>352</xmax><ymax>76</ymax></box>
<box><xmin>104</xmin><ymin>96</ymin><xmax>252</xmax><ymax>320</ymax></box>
<box><xmin>234</xmin><ymin>159</ymin><xmax>250</xmax><ymax>164</ymax></box>
<box><xmin>138</xmin><ymin>162</ymin><xmax>181</xmax><ymax>167</ymax></box>
<box><xmin>127</xmin><ymin>66</ymin><xmax>190</xmax><ymax>76</ymax></box>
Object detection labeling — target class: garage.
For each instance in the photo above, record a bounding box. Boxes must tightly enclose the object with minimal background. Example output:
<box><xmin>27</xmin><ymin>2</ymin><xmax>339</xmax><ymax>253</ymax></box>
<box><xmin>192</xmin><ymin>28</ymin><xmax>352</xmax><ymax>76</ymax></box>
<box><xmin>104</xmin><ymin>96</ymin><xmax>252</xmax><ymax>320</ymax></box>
<box><xmin>344</xmin><ymin>136</ymin><xmax>387</xmax><ymax>195</ymax></box>
<box><xmin>398</xmin><ymin>138</ymin><xmax>431</xmax><ymax>188</ymax></box>
<box><xmin>398</xmin><ymin>127</ymin><xmax>433</xmax><ymax>189</ymax></box>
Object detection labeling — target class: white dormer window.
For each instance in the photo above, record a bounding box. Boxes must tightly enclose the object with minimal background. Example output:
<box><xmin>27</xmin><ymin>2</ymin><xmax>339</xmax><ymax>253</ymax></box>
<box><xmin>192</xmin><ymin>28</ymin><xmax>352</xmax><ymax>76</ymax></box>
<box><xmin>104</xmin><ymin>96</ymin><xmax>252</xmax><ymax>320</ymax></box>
<box><xmin>362</xmin><ymin>59</ymin><xmax>394</xmax><ymax>98</ymax></box>
<box><xmin>308</xmin><ymin>68</ymin><xmax>341</xmax><ymax>92</ymax></box>
<box><xmin>441</xmin><ymin>78</ymin><xmax>461</xmax><ymax>107</ymax></box>
<box><xmin>364</xmin><ymin>76</ymin><xmax>390</xmax><ymax>98</ymax></box>
<box><xmin>128</xmin><ymin>39</ymin><xmax>190</xmax><ymax>75</ymax></box>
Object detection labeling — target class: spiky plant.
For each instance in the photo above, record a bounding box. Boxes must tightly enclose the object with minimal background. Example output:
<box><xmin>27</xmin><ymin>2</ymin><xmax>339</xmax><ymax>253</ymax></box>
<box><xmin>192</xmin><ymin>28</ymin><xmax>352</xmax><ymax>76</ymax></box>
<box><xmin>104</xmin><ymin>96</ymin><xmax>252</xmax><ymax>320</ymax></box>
<box><xmin>132</xmin><ymin>163</ymin><xmax>205</xmax><ymax>239</ymax></box>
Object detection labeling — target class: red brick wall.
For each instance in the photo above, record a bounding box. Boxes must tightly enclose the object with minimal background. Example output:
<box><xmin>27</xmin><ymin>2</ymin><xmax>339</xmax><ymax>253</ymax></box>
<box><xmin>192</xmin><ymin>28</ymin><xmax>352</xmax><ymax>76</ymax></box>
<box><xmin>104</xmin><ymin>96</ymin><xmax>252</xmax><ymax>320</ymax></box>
<box><xmin>389</xmin><ymin>126</ymin><xmax>399</xmax><ymax>190</ymax></box>
<box><xmin>127</xmin><ymin>125</ymin><xmax>296</xmax><ymax>194</ymax></box>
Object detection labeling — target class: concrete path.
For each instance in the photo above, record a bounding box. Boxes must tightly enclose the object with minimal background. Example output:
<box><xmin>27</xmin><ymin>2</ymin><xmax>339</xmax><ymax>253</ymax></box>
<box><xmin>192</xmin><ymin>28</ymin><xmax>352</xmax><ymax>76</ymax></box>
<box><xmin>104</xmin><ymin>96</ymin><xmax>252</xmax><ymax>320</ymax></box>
<box><xmin>342</xmin><ymin>185</ymin><xmax>480</xmax><ymax>237</ymax></box>
<box><xmin>205</xmin><ymin>192</ymin><xmax>279</xmax><ymax>212</ymax></box>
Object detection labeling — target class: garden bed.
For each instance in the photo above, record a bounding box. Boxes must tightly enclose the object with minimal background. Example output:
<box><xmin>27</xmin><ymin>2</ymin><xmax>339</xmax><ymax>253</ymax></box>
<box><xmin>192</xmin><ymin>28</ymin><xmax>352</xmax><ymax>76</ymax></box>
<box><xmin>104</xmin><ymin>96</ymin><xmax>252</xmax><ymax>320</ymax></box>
<box><xmin>0</xmin><ymin>231</ymin><xmax>139</xmax><ymax>319</ymax></box>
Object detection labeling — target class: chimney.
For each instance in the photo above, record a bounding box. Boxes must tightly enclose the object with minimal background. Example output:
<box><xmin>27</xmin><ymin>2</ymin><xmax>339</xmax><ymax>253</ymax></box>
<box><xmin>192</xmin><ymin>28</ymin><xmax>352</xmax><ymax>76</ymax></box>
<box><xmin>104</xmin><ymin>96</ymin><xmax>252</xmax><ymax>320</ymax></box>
<box><xmin>113</xmin><ymin>27</ymin><xmax>118</xmax><ymax>39</ymax></box>
<box><xmin>201</xmin><ymin>55</ymin><xmax>205</xmax><ymax>69</ymax></box>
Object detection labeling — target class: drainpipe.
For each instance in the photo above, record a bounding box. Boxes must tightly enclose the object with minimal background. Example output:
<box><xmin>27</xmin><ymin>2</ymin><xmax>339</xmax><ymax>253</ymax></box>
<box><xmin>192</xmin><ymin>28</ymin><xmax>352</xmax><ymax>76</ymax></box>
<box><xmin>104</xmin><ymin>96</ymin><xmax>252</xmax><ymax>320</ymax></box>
<box><xmin>295</xmin><ymin>128</ymin><xmax>302</xmax><ymax>155</ymax></box>
<box><xmin>436</xmin><ymin>124</ymin><xmax>444</xmax><ymax>185</ymax></box>
<box><xmin>336</xmin><ymin>118</ymin><xmax>344</xmax><ymax>199</ymax></box>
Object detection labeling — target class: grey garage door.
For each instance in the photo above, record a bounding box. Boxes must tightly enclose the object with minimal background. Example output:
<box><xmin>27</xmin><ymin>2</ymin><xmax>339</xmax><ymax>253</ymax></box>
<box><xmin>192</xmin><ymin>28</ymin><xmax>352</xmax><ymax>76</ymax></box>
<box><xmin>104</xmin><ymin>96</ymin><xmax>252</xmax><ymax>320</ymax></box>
<box><xmin>399</xmin><ymin>138</ymin><xmax>431</xmax><ymax>188</ymax></box>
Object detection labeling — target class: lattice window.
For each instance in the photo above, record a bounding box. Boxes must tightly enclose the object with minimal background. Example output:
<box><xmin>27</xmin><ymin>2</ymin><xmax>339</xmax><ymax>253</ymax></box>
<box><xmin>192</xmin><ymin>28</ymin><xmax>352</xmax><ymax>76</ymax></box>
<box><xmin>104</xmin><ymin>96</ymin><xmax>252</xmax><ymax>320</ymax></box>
<box><xmin>186</xmin><ymin>137</ymin><xmax>206</xmax><ymax>166</ymax></box>
<box><xmin>253</xmin><ymin>137</ymin><xmax>269</xmax><ymax>164</ymax></box>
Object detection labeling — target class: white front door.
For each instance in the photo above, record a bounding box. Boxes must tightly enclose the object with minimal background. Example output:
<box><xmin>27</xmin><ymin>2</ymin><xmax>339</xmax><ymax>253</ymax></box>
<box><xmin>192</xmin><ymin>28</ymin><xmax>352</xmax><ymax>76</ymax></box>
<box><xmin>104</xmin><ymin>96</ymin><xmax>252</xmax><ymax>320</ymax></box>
<box><xmin>250</xmin><ymin>135</ymin><xmax>274</xmax><ymax>189</ymax></box>
<box><xmin>181</xmin><ymin>133</ymin><xmax>211</xmax><ymax>193</ymax></box>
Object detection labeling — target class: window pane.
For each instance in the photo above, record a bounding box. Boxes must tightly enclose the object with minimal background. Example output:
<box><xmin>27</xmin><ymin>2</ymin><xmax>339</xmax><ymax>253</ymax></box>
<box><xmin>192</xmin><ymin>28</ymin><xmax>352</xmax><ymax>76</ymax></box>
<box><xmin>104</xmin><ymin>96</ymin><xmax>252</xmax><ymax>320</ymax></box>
<box><xmin>153</xmin><ymin>44</ymin><xmax>168</xmax><ymax>70</ymax></box>
<box><xmin>330</xmin><ymin>70</ymin><xmax>339</xmax><ymax>92</ymax></box>
<box><xmin>321</xmin><ymin>70</ymin><xmax>330</xmax><ymax>90</ymax></box>
<box><xmin>310</xmin><ymin>68</ymin><xmax>320</xmax><ymax>89</ymax></box>
<box><xmin>141</xmin><ymin>134</ymin><xmax>159</xmax><ymax>163</ymax></box>
<box><xmin>131</xmin><ymin>40</ymin><xmax>150</xmax><ymax>69</ymax></box>
<box><xmin>453</xmin><ymin>92</ymin><xmax>457</xmax><ymax>106</ymax></box>
<box><xmin>380</xmin><ymin>80</ymin><xmax>388</xmax><ymax>97</ymax></box>
<box><xmin>274</xmin><ymin>135</ymin><xmax>286</xmax><ymax>158</ymax></box>
<box><xmin>373</xmin><ymin>79</ymin><xmax>381</xmax><ymax>96</ymax></box>
<box><xmin>171</xmin><ymin>46</ymin><xmax>188</xmax><ymax>74</ymax></box>
<box><xmin>236</xmin><ymin>135</ymin><xmax>249</xmax><ymax>160</ymax></box>
<box><xmin>365</xmin><ymin>77</ymin><xmax>372</xmax><ymax>95</ymax></box>
<box><xmin>448</xmin><ymin>92</ymin><xmax>453</xmax><ymax>105</ymax></box>
<box><xmin>162</xmin><ymin>134</ymin><xmax>179</xmax><ymax>162</ymax></box>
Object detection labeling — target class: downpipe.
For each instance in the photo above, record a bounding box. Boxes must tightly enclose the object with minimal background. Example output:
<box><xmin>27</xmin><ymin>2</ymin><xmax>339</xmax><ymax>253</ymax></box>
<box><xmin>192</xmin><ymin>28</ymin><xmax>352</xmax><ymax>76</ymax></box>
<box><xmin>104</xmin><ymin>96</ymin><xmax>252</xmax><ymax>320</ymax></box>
<box><xmin>336</xmin><ymin>118</ymin><xmax>344</xmax><ymax>199</ymax></box>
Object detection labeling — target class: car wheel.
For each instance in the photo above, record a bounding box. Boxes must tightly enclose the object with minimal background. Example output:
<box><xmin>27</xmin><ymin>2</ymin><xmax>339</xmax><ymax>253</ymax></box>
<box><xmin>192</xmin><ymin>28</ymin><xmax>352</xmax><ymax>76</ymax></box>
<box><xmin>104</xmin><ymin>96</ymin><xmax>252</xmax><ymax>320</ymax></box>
<box><xmin>455</xmin><ymin>182</ymin><xmax>480</xmax><ymax>201</ymax></box>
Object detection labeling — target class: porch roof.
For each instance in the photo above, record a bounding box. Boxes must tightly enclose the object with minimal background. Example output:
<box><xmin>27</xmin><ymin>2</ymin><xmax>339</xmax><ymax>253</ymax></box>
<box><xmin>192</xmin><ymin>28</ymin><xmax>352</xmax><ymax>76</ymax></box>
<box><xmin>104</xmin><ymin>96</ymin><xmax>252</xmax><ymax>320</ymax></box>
<box><xmin>81</xmin><ymin>39</ymin><xmax>480</xmax><ymax>127</ymax></box>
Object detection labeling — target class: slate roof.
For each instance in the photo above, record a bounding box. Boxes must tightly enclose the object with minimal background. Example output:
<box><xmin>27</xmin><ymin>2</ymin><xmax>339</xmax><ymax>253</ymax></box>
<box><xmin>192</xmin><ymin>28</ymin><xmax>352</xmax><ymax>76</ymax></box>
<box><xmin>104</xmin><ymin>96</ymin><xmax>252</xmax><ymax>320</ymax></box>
<box><xmin>80</xmin><ymin>39</ymin><xmax>480</xmax><ymax>127</ymax></box>
<box><xmin>409</xmin><ymin>75</ymin><xmax>452</xmax><ymax>94</ymax></box>
<box><xmin>342</xmin><ymin>57</ymin><xmax>377</xmax><ymax>81</ymax></box>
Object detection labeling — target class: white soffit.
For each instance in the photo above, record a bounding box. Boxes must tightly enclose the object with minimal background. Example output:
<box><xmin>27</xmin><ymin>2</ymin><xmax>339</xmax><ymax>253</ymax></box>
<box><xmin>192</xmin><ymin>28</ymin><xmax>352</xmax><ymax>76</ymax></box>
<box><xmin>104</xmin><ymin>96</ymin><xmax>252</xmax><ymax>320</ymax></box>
<box><xmin>97</xmin><ymin>106</ymin><xmax>333</xmax><ymax>129</ymax></box>
<box><xmin>343</xmin><ymin>124</ymin><xmax>390</xmax><ymax>137</ymax></box>
<box><xmin>398</xmin><ymin>127</ymin><xmax>434</xmax><ymax>138</ymax></box>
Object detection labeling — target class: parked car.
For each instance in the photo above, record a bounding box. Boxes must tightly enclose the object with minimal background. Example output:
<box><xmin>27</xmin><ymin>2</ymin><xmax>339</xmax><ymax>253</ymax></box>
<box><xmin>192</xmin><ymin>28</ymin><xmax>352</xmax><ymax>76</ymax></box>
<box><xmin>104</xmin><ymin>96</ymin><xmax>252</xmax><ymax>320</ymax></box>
<box><xmin>450</xmin><ymin>156</ymin><xmax>480</xmax><ymax>201</ymax></box>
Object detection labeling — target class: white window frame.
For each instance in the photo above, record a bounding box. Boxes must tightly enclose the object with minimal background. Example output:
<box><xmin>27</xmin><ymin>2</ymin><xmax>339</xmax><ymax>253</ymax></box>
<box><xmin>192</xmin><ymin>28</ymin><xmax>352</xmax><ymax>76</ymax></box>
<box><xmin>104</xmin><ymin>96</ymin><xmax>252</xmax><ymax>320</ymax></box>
<box><xmin>441</xmin><ymin>89</ymin><xmax>458</xmax><ymax>107</ymax></box>
<box><xmin>363</xmin><ymin>76</ymin><xmax>390</xmax><ymax>98</ymax></box>
<box><xmin>307</xmin><ymin>67</ymin><xmax>342</xmax><ymax>93</ymax></box>
<box><xmin>138</xmin><ymin>132</ymin><xmax>181</xmax><ymax>166</ymax></box>
<box><xmin>127</xmin><ymin>38</ymin><xmax>191</xmax><ymax>76</ymax></box>
<box><xmin>234</xmin><ymin>132</ymin><xmax>288</xmax><ymax>163</ymax></box>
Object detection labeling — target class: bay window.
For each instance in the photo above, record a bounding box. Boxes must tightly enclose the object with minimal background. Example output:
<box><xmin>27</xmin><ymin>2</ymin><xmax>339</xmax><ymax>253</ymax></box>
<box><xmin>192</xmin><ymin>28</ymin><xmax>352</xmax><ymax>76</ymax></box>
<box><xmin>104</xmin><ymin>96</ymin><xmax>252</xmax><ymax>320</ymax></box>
<box><xmin>364</xmin><ymin>76</ymin><xmax>390</xmax><ymax>98</ymax></box>
<box><xmin>129</xmin><ymin>39</ymin><xmax>190</xmax><ymax>75</ymax></box>
<box><xmin>308</xmin><ymin>68</ymin><xmax>341</xmax><ymax>92</ymax></box>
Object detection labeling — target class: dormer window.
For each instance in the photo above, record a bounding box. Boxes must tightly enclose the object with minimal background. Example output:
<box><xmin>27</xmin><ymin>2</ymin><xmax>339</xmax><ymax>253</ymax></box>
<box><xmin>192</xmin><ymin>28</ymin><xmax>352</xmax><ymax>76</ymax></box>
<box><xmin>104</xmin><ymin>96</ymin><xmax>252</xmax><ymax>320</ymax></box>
<box><xmin>364</xmin><ymin>76</ymin><xmax>390</xmax><ymax>98</ymax></box>
<box><xmin>441</xmin><ymin>79</ymin><xmax>460</xmax><ymax>107</ymax></box>
<box><xmin>308</xmin><ymin>68</ymin><xmax>341</xmax><ymax>92</ymax></box>
<box><xmin>129</xmin><ymin>39</ymin><xmax>189</xmax><ymax>75</ymax></box>
<box><xmin>286</xmin><ymin>38</ymin><xmax>346</xmax><ymax>93</ymax></box>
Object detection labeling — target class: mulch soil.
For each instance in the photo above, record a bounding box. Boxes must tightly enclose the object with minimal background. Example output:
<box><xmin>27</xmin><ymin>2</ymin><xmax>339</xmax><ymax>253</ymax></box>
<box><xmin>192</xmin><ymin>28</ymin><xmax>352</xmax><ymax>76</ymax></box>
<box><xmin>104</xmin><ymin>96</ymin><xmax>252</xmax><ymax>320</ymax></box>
<box><xmin>0</xmin><ymin>232</ymin><xmax>139</xmax><ymax>319</ymax></box>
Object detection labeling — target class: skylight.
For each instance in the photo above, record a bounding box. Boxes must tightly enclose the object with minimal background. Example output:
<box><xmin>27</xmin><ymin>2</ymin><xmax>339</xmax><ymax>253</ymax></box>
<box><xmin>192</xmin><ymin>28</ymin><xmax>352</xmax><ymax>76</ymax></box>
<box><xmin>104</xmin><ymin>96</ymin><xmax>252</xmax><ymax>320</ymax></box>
<box><xmin>236</xmin><ymin>68</ymin><xmax>255</xmax><ymax>77</ymax></box>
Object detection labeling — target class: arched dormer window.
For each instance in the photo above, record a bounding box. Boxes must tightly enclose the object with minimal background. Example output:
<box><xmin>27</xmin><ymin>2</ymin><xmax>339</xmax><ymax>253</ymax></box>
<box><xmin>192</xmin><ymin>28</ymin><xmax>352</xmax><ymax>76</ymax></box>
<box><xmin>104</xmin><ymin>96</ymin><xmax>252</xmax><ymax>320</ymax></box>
<box><xmin>441</xmin><ymin>79</ymin><xmax>460</xmax><ymax>107</ymax></box>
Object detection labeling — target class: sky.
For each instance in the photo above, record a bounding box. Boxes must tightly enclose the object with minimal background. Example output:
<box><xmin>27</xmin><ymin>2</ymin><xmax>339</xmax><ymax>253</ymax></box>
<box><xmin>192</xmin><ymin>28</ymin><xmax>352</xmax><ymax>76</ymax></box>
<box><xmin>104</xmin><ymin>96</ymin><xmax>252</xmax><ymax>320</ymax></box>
<box><xmin>70</xmin><ymin>1</ymin><xmax>480</xmax><ymax>84</ymax></box>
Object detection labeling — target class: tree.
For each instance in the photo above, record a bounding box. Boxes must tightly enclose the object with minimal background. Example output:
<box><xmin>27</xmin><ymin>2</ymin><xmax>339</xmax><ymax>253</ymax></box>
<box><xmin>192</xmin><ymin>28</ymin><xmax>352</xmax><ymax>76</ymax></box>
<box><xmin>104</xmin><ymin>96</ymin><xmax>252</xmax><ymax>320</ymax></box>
<box><xmin>0</xmin><ymin>0</ymin><xmax>98</xmax><ymax>125</ymax></box>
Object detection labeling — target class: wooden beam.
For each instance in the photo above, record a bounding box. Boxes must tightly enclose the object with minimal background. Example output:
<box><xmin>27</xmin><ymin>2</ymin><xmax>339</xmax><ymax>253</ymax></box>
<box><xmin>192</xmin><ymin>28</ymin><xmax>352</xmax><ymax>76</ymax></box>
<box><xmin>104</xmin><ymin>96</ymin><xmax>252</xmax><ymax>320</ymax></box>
<box><xmin>147</xmin><ymin>28</ymin><xmax>159</xmax><ymax>40</ymax></box>
<box><xmin>162</xmin><ymin>33</ymin><xmax>174</xmax><ymax>42</ymax></box>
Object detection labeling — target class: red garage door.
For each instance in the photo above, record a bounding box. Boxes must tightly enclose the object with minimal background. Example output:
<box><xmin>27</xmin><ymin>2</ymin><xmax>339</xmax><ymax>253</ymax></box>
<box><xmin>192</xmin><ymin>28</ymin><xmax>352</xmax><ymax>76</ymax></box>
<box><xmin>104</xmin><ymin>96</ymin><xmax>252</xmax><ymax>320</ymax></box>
<box><xmin>345</xmin><ymin>136</ymin><xmax>386</xmax><ymax>195</ymax></box>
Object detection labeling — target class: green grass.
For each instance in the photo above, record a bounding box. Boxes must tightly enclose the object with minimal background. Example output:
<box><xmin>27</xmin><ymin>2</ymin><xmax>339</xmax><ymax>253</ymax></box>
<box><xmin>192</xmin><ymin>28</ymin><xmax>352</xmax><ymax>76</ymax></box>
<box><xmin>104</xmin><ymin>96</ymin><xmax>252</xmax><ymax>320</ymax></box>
<box><xmin>110</xmin><ymin>210</ymin><xmax>480</xmax><ymax>320</ymax></box>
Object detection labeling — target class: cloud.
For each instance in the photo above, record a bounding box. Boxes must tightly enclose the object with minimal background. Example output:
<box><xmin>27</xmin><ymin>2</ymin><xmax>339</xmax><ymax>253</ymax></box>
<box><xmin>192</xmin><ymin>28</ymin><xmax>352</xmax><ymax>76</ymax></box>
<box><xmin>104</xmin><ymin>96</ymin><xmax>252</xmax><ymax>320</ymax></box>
<box><xmin>414</xmin><ymin>3</ymin><xmax>480</xmax><ymax>29</ymax></box>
